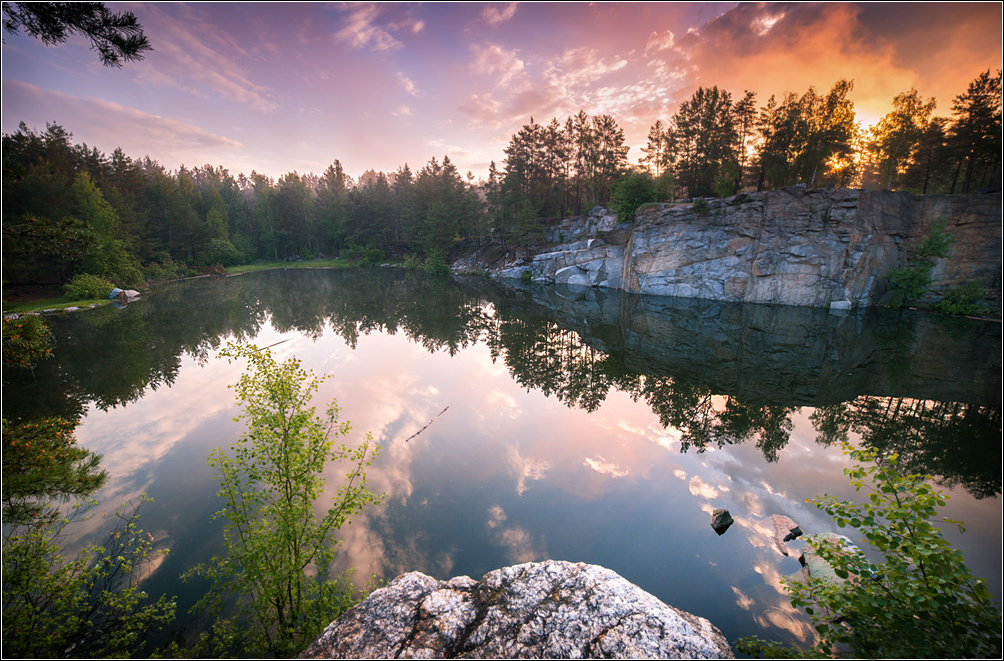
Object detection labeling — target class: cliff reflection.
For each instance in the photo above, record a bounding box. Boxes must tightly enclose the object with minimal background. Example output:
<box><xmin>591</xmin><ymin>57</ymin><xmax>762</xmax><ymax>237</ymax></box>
<box><xmin>4</xmin><ymin>268</ymin><xmax>999</xmax><ymax>498</ymax></box>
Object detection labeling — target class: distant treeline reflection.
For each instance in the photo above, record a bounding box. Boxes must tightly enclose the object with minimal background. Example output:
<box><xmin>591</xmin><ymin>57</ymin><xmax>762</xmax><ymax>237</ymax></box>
<box><xmin>4</xmin><ymin>268</ymin><xmax>999</xmax><ymax>498</ymax></box>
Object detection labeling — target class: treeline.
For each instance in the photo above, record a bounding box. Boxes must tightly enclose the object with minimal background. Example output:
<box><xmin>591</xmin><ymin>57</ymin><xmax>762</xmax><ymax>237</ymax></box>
<box><xmin>2</xmin><ymin>71</ymin><xmax>1000</xmax><ymax>291</ymax></box>
<box><xmin>645</xmin><ymin>70</ymin><xmax>1003</xmax><ymax>197</ymax></box>
<box><xmin>498</xmin><ymin>70</ymin><xmax>1001</xmax><ymax>215</ymax></box>
<box><xmin>2</xmin><ymin>124</ymin><xmax>481</xmax><ymax>288</ymax></box>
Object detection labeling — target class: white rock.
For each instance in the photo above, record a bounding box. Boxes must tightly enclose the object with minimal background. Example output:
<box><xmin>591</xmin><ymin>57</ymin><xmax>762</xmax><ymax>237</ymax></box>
<box><xmin>300</xmin><ymin>560</ymin><xmax>734</xmax><ymax>659</ymax></box>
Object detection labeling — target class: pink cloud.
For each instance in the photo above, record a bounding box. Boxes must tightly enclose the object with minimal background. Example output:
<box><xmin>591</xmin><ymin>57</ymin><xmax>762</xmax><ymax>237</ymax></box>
<box><xmin>644</xmin><ymin>29</ymin><xmax>677</xmax><ymax>53</ymax></box>
<box><xmin>483</xmin><ymin>3</ymin><xmax>519</xmax><ymax>26</ymax></box>
<box><xmin>3</xmin><ymin>80</ymin><xmax>243</xmax><ymax>164</ymax></box>
<box><xmin>334</xmin><ymin>3</ymin><xmax>404</xmax><ymax>51</ymax></box>
<box><xmin>139</xmin><ymin>4</ymin><xmax>278</xmax><ymax>113</ymax></box>
<box><xmin>469</xmin><ymin>43</ymin><xmax>527</xmax><ymax>88</ymax></box>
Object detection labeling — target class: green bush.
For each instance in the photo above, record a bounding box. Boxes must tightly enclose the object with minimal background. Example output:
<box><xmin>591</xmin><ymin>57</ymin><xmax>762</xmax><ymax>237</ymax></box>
<box><xmin>81</xmin><ymin>238</ymin><xmax>144</xmax><ymax>287</ymax></box>
<box><xmin>201</xmin><ymin>238</ymin><xmax>243</xmax><ymax>267</ymax></box>
<box><xmin>144</xmin><ymin>253</ymin><xmax>195</xmax><ymax>282</ymax></box>
<box><xmin>692</xmin><ymin>197</ymin><xmax>710</xmax><ymax>214</ymax></box>
<box><xmin>422</xmin><ymin>249</ymin><xmax>449</xmax><ymax>275</ymax></box>
<box><xmin>611</xmin><ymin>171</ymin><xmax>657</xmax><ymax>222</ymax></box>
<box><xmin>344</xmin><ymin>244</ymin><xmax>384</xmax><ymax>266</ymax></box>
<box><xmin>887</xmin><ymin>220</ymin><xmax>953</xmax><ymax>308</ymax></box>
<box><xmin>2</xmin><ymin>498</ymin><xmax>176</xmax><ymax>658</ymax></box>
<box><xmin>64</xmin><ymin>273</ymin><xmax>115</xmax><ymax>300</ymax></box>
<box><xmin>936</xmin><ymin>282</ymin><xmax>990</xmax><ymax>317</ymax></box>
<box><xmin>3</xmin><ymin>414</ymin><xmax>174</xmax><ymax>657</ymax></box>
<box><xmin>737</xmin><ymin>443</ymin><xmax>1002</xmax><ymax>658</ymax></box>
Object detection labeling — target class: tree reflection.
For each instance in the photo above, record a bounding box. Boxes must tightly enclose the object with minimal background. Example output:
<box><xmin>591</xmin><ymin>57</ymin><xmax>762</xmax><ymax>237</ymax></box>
<box><xmin>3</xmin><ymin>269</ymin><xmax>998</xmax><ymax>497</ymax></box>
<box><xmin>811</xmin><ymin>397</ymin><xmax>1001</xmax><ymax>499</ymax></box>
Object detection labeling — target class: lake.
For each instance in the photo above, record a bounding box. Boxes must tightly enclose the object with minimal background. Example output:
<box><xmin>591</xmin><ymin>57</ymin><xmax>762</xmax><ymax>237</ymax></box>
<box><xmin>4</xmin><ymin>267</ymin><xmax>1001</xmax><ymax>651</ymax></box>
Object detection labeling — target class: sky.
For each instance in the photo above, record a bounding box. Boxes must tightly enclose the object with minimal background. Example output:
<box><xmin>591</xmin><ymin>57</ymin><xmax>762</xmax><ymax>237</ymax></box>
<box><xmin>2</xmin><ymin>2</ymin><xmax>1001</xmax><ymax>183</ymax></box>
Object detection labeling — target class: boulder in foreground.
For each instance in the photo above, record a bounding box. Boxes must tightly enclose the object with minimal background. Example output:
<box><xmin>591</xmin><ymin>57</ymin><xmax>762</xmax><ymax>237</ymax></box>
<box><xmin>301</xmin><ymin>560</ymin><xmax>734</xmax><ymax>659</ymax></box>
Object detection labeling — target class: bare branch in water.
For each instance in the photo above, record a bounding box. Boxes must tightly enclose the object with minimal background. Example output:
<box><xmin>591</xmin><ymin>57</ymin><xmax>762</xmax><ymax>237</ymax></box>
<box><xmin>404</xmin><ymin>406</ymin><xmax>450</xmax><ymax>442</ymax></box>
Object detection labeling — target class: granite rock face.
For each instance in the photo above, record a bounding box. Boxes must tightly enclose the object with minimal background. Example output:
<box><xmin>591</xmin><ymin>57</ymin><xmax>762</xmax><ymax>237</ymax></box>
<box><xmin>464</xmin><ymin>187</ymin><xmax>1001</xmax><ymax>310</ymax></box>
<box><xmin>300</xmin><ymin>560</ymin><xmax>734</xmax><ymax>659</ymax></box>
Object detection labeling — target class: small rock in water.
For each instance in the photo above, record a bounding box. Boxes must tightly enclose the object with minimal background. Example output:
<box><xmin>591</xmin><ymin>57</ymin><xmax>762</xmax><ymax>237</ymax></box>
<box><xmin>770</xmin><ymin>514</ymin><xmax>802</xmax><ymax>555</ymax></box>
<box><xmin>710</xmin><ymin>508</ymin><xmax>734</xmax><ymax>535</ymax></box>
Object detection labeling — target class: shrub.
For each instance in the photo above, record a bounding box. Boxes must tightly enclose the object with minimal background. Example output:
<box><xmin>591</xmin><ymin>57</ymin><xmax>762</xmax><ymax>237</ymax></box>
<box><xmin>143</xmin><ymin>254</ymin><xmax>194</xmax><ymax>282</ymax></box>
<box><xmin>186</xmin><ymin>343</ymin><xmax>384</xmax><ymax>657</ymax></box>
<box><xmin>403</xmin><ymin>253</ymin><xmax>423</xmax><ymax>270</ymax></box>
<box><xmin>936</xmin><ymin>281</ymin><xmax>990</xmax><ymax>317</ymax></box>
<box><xmin>2</xmin><ymin>417</ymin><xmax>105</xmax><ymax>525</ymax></box>
<box><xmin>201</xmin><ymin>238</ymin><xmax>243</xmax><ymax>267</ymax></box>
<box><xmin>422</xmin><ymin>249</ymin><xmax>449</xmax><ymax>275</ymax></box>
<box><xmin>82</xmin><ymin>238</ymin><xmax>144</xmax><ymax>287</ymax></box>
<box><xmin>343</xmin><ymin>244</ymin><xmax>384</xmax><ymax>266</ymax></box>
<box><xmin>611</xmin><ymin>171</ymin><xmax>657</xmax><ymax>222</ymax></box>
<box><xmin>2</xmin><ymin>498</ymin><xmax>175</xmax><ymax>658</ymax></box>
<box><xmin>64</xmin><ymin>273</ymin><xmax>115</xmax><ymax>300</ymax></box>
<box><xmin>736</xmin><ymin>443</ymin><xmax>1002</xmax><ymax>658</ymax></box>
<box><xmin>2</xmin><ymin>415</ymin><xmax>173</xmax><ymax>657</ymax></box>
<box><xmin>886</xmin><ymin>220</ymin><xmax>953</xmax><ymax>308</ymax></box>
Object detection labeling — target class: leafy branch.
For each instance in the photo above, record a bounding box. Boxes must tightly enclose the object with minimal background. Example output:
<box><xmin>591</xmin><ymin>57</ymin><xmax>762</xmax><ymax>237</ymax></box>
<box><xmin>737</xmin><ymin>442</ymin><xmax>1001</xmax><ymax>658</ymax></box>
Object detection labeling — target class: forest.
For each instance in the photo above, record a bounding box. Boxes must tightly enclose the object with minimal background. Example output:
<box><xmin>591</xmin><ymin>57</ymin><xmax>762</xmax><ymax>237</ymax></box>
<box><xmin>2</xmin><ymin>70</ymin><xmax>1001</xmax><ymax>294</ymax></box>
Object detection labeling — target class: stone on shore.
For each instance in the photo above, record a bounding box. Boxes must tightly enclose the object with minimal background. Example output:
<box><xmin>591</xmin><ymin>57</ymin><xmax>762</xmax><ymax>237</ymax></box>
<box><xmin>300</xmin><ymin>560</ymin><xmax>734</xmax><ymax>659</ymax></box>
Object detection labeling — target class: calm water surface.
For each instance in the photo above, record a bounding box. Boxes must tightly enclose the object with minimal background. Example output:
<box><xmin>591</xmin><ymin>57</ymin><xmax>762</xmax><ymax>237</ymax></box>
<box><xmin>5</xmin><ymin>268</ymin><xmax>1001</xmax><ymax>650</ymax></box>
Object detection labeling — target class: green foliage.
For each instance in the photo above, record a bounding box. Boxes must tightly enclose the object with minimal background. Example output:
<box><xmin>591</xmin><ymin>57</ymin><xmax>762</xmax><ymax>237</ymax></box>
<box><xmin>422</xmin><ymin>249</ymin><xmax>450</xmax><ymax>275</ymax></box>
<box><xmin>2</xmin><ymin>214</ymin><xmax>96</xmax><ymax>283</ymax></box>
<box><xmin>65</xmin><ymin>273</ymin><xmax>115</xmax><ymax>299</ymax></box>
<box><xmin>73</xmin><ymin>171</ymin><xmax>144</xmax><ymax>286</ymax></box>
<box><xmin>2</xmin><ymin>417</ymin><xmax>107</xmax><ymax>527</ymax></box>
<box><xmin>343</xmin><ymin>244</ymin><xmax>384</xmax><ymax>266</ymax></box>
<box><xmin>713</xmin><ymin>162</ymin><xmax>741</xmax><ymax>198</ymax></box>
<box><xmin>2</xmin><ymin>498</ymin><xmax>176</xmax><ymax>658</ymax></box>
<box><xmin>611</xmin><ymin>170</ymin><xmax>657</xmax><ymax>222</ymax></box>
<box><xmin>403</xmin><ymin>253</ymin><xmax>423</xmax><ymax>270</ymax></box>
<box><xmin>187</xmin><ymin>342</ymin><xmax>384</xmax><ymax>657</ymax></box>
<box><xmin>83</xmin><ymin>237</ymin><xmax>145</xmax><ymax>286</ymax></box>
<box><xmin>143</xmin><ymin>253</ymin><xmax>195</xmax><ymax>282</ymax></box>
<box><xmin>886</xmin><ymin>219</ymin><xmax>953</xmax><ymax>307</ymax></box>
<box><xmin>936</xmin><ymin>281</ymin><xmax>990</xmax><ymax>317</ymax></box>
<box><xmin>692</xmin><ymin>197</ymin><xmax>710</xmax><ymax>214</ymax></box>
<box><xmin>736</xmin><ymin>443</ymin><xmax>1002</xmax><ymax>658</ymax></box>
<box><xmin>673</xmin><ymin>86</ymin><xmax>739</xmax><ymax>197</ymax></box>
<box><xmin>200</xmin><ymin>237</ymin><xmax>243</xmax><ymax>267</ymax></box>
<box><xmin>2</xmin><ymin>314</ymin><xmax>54</xmax><ymax>370</ymax></box>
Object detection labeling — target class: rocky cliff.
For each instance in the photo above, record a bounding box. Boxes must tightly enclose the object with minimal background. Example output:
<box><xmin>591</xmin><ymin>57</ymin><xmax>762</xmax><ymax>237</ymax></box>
<box><xmin>300</xmin><ymin>560</ymin><xmax>733</xmax><ymax>659</ymax></box>
<box><xmin>454</xmin><ymin>187</ymin><xmax>1002</xmax><ymax>310</ymax></box>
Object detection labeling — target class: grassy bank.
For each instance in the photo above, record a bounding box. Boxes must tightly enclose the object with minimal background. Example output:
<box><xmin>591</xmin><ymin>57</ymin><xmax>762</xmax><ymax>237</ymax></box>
<box><xmin>3</xmin><ymin>258</ymin><xmax>379</xmax><ymax>314</ymax></box>
<box><xmin>3</xmin><ymin>297</ymin><xmax>112</xmax><ymax>315</ymax></box>
<box><xmin>225</xmin><ymin>257</ymin><xmax>361</xmax><ymax>275</ymax></box>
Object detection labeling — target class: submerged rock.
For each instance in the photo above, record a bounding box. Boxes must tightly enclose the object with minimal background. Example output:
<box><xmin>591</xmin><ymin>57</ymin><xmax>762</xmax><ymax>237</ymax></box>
<box><xmin>300</xmin><ymin>560</ymin><xmax>734</xmax><ymax>659</ymax></box>
<box><xmin>710</xmin><ymin>508</ymin><xmax>734</xmax><ymax>535</ymax></box>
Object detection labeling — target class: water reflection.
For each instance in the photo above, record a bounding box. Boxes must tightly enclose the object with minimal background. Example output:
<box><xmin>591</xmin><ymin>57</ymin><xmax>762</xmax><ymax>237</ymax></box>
<box><xmin>3</xmin><ymin>268</ymin><xmax>1000</xmax><ymax>649</ymax></box>
<box><xmin>7</xmin><ymin>268</ymin><xmax>996</xmax><ymax>497</ymax></box>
